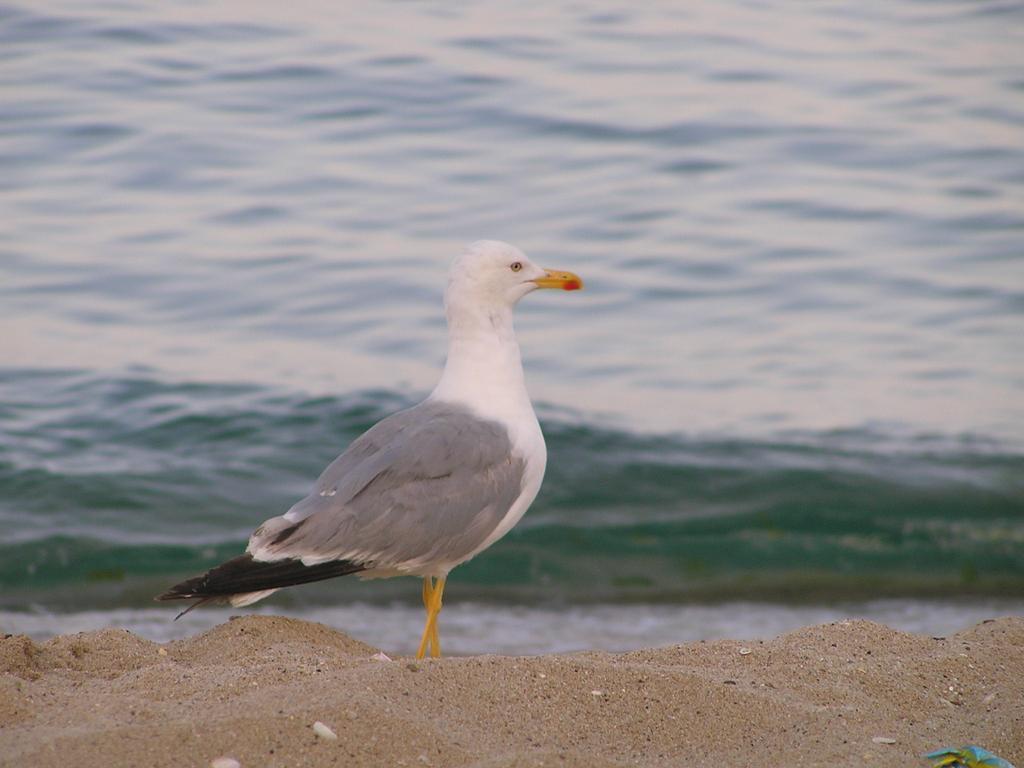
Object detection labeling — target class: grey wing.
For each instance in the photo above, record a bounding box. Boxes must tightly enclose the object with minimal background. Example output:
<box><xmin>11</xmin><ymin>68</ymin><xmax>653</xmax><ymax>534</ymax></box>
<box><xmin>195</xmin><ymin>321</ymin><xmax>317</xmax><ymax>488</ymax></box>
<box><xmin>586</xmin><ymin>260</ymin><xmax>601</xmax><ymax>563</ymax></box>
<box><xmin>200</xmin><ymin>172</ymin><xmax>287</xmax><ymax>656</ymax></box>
<box><xmin>247</xmin><ymin>400</ymin><xmax>527</xmax><ymax>571</ymax></box>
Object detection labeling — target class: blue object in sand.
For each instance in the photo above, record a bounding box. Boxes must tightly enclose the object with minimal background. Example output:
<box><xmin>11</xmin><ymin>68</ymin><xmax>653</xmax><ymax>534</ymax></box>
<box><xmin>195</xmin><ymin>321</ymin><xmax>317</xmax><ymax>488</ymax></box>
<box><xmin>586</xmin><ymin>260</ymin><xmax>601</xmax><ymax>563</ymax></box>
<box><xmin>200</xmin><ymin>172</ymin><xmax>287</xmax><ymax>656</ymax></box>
<box><xmin>925</xmin><ymin>746</ymin><xmax>1016</xmax><ymax>768</ymax></box>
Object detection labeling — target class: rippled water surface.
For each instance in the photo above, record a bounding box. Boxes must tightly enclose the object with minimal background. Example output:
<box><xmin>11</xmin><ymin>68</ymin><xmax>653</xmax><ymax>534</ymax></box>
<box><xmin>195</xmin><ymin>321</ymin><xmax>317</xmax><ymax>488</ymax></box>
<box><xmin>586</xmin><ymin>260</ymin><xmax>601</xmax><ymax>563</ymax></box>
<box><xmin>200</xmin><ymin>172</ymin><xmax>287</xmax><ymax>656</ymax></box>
<box><xmin>5</xmin><ymin>0</ymin><xmax>1023</xmax><ymax>436</ymax></box>
<box><xmin>1</xmin><ymin>1</ymin><xmax>1022</xmax><ymax>642</ymax></box>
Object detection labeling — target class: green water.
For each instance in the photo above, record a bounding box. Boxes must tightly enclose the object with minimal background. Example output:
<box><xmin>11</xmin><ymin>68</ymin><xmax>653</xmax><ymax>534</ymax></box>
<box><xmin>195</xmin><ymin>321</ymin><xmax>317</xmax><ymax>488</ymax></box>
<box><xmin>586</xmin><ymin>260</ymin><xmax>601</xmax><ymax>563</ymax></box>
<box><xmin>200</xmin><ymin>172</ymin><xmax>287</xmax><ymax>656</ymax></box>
<box><xmin>1</xmin><ymin>0</ymin><xmax>1022</xmax><ymax>645</ymax></box>
<box><xmin>2</xmin><ymin>371</ymin><xmax>1021</xmax><ymax>611</ymax></box>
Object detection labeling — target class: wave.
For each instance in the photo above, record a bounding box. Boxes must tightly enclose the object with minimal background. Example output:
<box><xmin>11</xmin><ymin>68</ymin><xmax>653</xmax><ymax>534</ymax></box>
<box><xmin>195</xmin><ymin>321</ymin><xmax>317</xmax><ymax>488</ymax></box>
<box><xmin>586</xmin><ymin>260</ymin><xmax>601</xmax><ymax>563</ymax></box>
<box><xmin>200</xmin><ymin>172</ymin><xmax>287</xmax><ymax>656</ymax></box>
<box><xmin>1</xmin><ymin>369</ymin><xmax>1022</xmax><ymax>606</ymax></box>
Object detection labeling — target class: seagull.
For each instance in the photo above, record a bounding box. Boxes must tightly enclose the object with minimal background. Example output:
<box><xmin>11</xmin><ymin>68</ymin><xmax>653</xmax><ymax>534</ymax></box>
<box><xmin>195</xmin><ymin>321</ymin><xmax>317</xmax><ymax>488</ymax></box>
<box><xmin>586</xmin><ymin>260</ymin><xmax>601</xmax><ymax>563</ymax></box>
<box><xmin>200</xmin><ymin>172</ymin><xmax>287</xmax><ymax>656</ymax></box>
<box><xmin>157</xmin><ymin>241</ymin><xmax>583</xmax><ymax>658</ymax></box>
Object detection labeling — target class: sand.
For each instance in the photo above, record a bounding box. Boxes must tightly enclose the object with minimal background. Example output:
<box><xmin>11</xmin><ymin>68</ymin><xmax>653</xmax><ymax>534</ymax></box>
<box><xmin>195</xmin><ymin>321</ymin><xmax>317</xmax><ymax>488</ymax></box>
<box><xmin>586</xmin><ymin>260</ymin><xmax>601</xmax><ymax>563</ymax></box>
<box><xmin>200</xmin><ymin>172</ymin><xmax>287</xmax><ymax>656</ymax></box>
<box><xmin>1</xmin><ymin>615</ymin><xmax>1021</xmax><ymax>768</ymax></box>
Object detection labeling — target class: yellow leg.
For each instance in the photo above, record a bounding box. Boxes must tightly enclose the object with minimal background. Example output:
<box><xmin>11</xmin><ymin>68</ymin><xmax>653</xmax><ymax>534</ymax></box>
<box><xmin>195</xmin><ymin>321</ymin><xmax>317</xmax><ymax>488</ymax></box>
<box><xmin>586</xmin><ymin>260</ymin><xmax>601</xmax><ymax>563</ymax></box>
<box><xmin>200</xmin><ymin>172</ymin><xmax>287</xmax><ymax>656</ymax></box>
<box><xmin>417</xmin><ymin>578</ymin><xmax>433</xmax><ymax>658</ymax></box>
<box><xmin>415</xmin><ymin>576</ymin><xmax>447</xmax><ymax>659</ymax></box>
<box><xmin>430</xmin><ymin>608</ymin><xmax>440</xmax><ymax>656</ymax></box>
<box><xmin>428</xmin><ymin>578</ymin><xmax>441</xmax><ymax>656</ymax></box>
<box><xmin>429</xmin><ymin>577</ymin><xmax>445</xmax><ymax>658</ymax></box>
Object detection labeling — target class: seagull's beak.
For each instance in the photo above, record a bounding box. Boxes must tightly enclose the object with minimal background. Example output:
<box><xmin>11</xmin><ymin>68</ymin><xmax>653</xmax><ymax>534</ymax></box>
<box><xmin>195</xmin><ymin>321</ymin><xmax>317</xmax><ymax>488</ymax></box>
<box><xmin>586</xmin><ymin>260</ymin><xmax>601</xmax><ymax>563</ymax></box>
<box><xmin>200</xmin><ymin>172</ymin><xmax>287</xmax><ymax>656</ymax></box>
<box><xmin>533</xmin><ymin>268</ymin><xmax>583</xmax><ymax>291</ymax></box>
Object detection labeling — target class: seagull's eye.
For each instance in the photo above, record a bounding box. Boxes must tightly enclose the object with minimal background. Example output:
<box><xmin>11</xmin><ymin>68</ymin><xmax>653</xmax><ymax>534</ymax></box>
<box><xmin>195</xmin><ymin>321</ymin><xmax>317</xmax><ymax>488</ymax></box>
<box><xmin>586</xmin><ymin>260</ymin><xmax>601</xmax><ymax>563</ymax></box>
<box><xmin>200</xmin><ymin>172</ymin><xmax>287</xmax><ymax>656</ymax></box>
<box><xmin>510</xmin><ymin>262</ymin><xmax>523</xmax><ymax>272</ymax></box>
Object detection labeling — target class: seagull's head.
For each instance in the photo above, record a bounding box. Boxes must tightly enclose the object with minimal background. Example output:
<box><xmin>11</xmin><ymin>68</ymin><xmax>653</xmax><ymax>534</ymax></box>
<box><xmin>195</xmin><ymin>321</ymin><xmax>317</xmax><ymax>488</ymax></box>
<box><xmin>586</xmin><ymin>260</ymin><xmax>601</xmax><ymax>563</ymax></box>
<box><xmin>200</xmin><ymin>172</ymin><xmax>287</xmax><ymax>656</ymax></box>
<box><xmin>446</xmin><ymin>240</ymin><xmax>583</xmax><ymax>312</ymax></box>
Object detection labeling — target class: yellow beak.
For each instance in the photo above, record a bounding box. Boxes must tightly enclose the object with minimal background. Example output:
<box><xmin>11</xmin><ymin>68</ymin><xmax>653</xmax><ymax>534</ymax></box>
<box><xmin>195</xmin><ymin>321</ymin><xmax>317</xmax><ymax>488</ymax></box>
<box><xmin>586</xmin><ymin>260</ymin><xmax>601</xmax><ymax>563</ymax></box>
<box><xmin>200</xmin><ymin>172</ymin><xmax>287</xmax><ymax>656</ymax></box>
<box><xmin>533</xmin><ymin>268</ymin><xmax>584</xmax><ymax>291</ymax></box>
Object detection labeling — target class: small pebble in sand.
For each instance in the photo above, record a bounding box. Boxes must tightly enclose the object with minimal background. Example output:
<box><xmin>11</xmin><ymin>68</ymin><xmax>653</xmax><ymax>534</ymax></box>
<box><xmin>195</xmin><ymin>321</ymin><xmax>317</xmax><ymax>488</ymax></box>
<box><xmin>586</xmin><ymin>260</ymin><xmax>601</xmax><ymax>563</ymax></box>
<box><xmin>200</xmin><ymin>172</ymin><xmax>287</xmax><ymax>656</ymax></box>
<box><xmin>210</xmin><ymin>758</ymin><xmax>241</xmax><ymax>768</ymax></box>
<box><xmin>313</xmin><ymin>721</ymin><xmax>338</xmax><ymax>740</ymax></box>
<box><xmin>739</xmin><ymin>647</ymin><xmax>752</xmax><ymax>655</ymax></box>
<box><xmin>371</xmin><ymin>652</ymin><xmax>392</xmax><ymax>662</ymax></box>
<box><xmin>871</xmin><ymin>736</ymin><xmax>896</xmax><ymax>745</ymax></box>
<box><xmin>591</xmin><ymin>690</ymin><xmax>603</xmax><ymax>696</ymax></box>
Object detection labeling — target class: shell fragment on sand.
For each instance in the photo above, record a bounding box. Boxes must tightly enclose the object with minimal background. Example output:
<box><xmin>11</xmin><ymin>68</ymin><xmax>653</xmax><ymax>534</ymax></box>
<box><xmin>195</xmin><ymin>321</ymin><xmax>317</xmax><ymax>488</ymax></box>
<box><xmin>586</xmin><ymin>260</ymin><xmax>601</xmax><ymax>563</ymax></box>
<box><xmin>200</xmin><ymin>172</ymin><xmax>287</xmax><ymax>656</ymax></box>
<box><xmin>313</xmin><ymin>721</ymin><xmax>338</xmax><ymax>740</ymax></box>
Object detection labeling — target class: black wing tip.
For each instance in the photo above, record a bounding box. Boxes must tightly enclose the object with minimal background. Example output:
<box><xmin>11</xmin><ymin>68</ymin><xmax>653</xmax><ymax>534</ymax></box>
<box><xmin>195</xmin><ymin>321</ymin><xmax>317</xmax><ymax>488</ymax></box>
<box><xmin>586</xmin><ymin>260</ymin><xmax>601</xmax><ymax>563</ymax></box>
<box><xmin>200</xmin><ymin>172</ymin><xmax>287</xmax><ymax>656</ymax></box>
<box><xmin>155</xmin><ymin>553</ymin><xmax>367</xmax><ymax>606</ymax></box>
<box><xmin>154</xmin><ymin>583</ymin><xmax>218</xmax><ymax>621</ymax></box>
<box><xmin>154</xmin><ymin>554</ymin><xmax>257</xmax><ymax>603</ymax></box>
<box><xmin>155</xmin><ymin>581</ymin><xmax>195</xmax><ymax>601</ymax></box>
<box><xmin>155</xmin><ymin>573</ymin><xmax>217</xmax><ymax>602</ymax></box>
<box><xmin>154</xmin><ymin>588</ymin><xmax>197</xmax><ymax>602</ymax></box>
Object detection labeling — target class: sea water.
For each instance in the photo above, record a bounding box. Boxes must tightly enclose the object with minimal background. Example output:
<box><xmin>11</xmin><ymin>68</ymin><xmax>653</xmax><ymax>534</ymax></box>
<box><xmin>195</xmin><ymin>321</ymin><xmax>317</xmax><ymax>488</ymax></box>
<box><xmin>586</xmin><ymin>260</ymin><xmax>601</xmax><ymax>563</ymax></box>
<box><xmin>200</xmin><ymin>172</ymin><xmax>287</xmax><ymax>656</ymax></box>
<box><xmin>2</xmin><ymin>0</ymin><xmax>1022</xmax><ymax>651</ymax></box>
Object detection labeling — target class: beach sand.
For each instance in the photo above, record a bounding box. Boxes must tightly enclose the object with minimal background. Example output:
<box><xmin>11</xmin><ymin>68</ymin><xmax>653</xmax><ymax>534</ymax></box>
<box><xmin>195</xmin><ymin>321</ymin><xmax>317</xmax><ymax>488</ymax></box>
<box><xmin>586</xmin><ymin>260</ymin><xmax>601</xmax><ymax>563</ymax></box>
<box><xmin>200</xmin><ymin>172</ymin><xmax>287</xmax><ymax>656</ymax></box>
<box><xmin>1</xmin><ymin>615</ymin><xmax>1020</xmax><ymax>767</ymax></box>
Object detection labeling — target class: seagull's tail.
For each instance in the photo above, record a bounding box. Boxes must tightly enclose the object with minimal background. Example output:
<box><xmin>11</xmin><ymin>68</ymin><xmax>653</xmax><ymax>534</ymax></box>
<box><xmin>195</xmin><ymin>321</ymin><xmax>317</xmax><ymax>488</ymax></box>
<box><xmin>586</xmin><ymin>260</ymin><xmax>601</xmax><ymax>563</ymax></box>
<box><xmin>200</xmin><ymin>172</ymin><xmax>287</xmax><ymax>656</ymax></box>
<box><xmin>156</xmin><ymin>553</ymin><xmax>366</xmax><ymax>618</ymax></box>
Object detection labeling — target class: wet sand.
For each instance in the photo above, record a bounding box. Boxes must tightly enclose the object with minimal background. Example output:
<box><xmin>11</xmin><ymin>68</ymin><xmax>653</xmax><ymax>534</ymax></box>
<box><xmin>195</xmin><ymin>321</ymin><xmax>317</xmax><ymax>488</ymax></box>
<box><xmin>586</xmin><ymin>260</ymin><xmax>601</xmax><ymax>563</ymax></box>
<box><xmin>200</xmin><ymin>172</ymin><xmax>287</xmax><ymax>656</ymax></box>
<box><xmin>2</xmin><ymin>615</ymin><xmax>1021</xmax><ymax>767</ymax></box>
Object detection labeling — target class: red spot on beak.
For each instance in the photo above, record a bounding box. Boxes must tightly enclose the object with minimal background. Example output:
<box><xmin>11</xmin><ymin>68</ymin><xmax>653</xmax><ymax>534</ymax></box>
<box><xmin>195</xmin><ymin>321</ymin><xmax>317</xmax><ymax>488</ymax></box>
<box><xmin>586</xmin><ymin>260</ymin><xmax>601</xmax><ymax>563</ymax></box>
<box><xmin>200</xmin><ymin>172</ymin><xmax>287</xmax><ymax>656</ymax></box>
<box><xmin>563</xmin><ymin>280</ymin><xmax>581</xmax><ymax>291</ymax></box>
